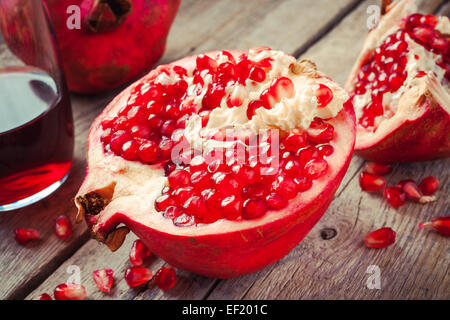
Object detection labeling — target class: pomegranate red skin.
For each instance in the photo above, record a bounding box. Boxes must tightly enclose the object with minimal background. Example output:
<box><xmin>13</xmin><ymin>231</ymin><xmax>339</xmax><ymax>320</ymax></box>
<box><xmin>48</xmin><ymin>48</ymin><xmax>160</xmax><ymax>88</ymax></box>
<box><xmin>75</xmin><ymin>51</ymin><xmax>356</xmax><ymax>279</ymax></box>
<box><xmin>0</xmin><ymin>0</ymin><xmax>180</xmax><ymax>94</ymax></box>
<box><xmin>355</xmin><ymin>99</ymin><xmax>450</xmax><ymax>162</ymax></box>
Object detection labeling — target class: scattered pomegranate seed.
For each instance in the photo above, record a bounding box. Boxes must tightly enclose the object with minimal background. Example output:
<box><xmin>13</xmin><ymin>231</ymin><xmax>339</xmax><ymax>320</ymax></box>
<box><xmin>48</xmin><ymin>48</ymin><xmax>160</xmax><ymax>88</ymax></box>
<box><xmin>364</xmin><ymin>227</ymin><xmax>396</xmax><ymax>248</ymax></box>
<box><xmin>92</xmin><ymin>269</ymin><xmax>114</xmax><ymax>293</ymax></box>
<box><xmin>54</xmin><ymin>283</ymin><xmax>87</xmax><ymax>300</ymax></box>
<box><xmin>54</xmin><ymin>215</ymin><xmax>73</xmax><ymax>239</ymax></box>
<box><xmin>154</xmin><ymin>267</ymin><xmax>177</xmax><ymax>290</ymax></box>
<box><xmin>401</xmin><ymin>181</ymin><xmax>423</xmax><ymax>202</ymax></box>
<box><xmin>14</xmin><ymin>228</ymin><xmax>40</xmax><ymax>245</ymax></box>
<box><xmin>363</xmin><ymin>161</ymin><xmax>392</xmax><ymax>175</ymax></box>
<box><xmin>359</xmin><ymin>171</ymin><xmax>386</xmax><ymax>191</ymax></box>
<box><xmin>35</xmin><ymin>293</ymin><xmax>52</xmax><ymax>300</ymax></box>
<box><xmin>129</xmin><ymin>239</ymin><xmax>151</xmax><ymax>266</ymax></box>
<box><xmin>419</xmin><ymin>216</ymin><xmax>450</xmax><ymax>237</ymax></box>
<box><xmin>383</xmin><ymin>187</ymin><xmax>406</xmax><ymax>209</ymax></box>
<box><xmin>419</xmin><ymin>176</ymin><xmax>439</xmax><ymax>196</ymax></box>
<box><xmin>124</xmin><ymin>267</ymin><xmax>153</xmax><ymax>287</ymax></box>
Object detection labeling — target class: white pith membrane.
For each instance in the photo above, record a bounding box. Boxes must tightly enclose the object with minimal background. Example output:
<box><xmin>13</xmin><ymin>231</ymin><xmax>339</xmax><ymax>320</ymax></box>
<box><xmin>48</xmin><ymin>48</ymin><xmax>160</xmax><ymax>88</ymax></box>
<box><xmin>346</xmin><ymin>0</ymin><xmax>450</xmax><ymax>148</ymax></box>
<box><xmin>76</xmin><ymin>49</ymin><xmax>355</xmax><ymax>237</ymax></box>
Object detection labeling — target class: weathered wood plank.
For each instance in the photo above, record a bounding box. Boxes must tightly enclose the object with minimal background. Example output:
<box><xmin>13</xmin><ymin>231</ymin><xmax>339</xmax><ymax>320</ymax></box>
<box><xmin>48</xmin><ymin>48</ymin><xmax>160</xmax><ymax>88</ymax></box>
<box><xmin>208</xmin><ymin>0</ymin><xmax>449</xmax><ymax>300</ymax></box>
<box><xmin>23</xmin><ymin>0</ymin><xmax>362</xmax><ymax>300</ymax></box>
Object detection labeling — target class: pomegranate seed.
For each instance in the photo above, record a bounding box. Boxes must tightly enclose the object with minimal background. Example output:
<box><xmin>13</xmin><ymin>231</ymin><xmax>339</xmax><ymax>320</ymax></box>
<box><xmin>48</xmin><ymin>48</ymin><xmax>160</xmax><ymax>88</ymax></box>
<box><xmin>271</xmin><ymin>175</ymin><xmax>297</xmax><ymax>199</ymax></box>
<box><xmin>271</xmin><ymin>77</ymin><xmax>294</xmax><ymax>102</ymax></box>
<box><xmin>242</xmin><ymin>199</ymin><xmax>266</xmax><ymax>219</ymax></box>
<box><xmin>190</xmin><ymin>155</ymin><xmax>207</xmax><ymax>172</ymax></box>
<box><xmin>284</xmin><ymin>160</ymin><xmax>302</xmax><ymax>177</ymax></box>
<box><xmin>173</xmin><ymin>213</ymin><xmax>196</xmax><ymax>227</ymax></box>
<box><xmin>283</xmin><ymin>132</ymin><xmax>307</xmax><ymax>151</ymax></box>
<box><xmin>125</xmin><ymin>267</ymin><xmax>153</xmax><ymax>288</ymax></box>
<box><xmin>304</xmin><ymin>158</ymin><xmax>328</xmax><ymax>179</ymax></box>
<box><xmin>419</xmin><ymin>176</ymin><xmax>439</xmax><ymax>196</ymax></box>
<box><xmin>54</xmin><ymin>283</ymin><xmax>87</xmax><ymax>300</ymax></box>
<box><xmin>294</xmin><ymin>176</ymin><xmax>313</xmax><ymax>192</ymax></box>
<box><xmin>307</xmin><ymin>120</ymin><xmax>334</xmax><ymax>143</ymax></box>
<box><xmin>138</xmin><ymin>140</ymin><xmax>159</xmax><ymax>163</ymax></box>
<box><xmin>221</xmin><ymin>195</ymin><xmax>242</xmax><ymax>220</ymax></box>
<box><xmin>159</xmin><ymin>138</ymin><xmax>174</xmax><ymax>159</ymax></box>
<box><xmin>203</xmin><ymin>189</ymin><xmax>222</xmax><ymax>211</ymax></box>
<box><xmin>359</xmin><ymin>171</ymin><xmax>386</xmax><ymax>191</ymax></box>
<box><xmin>109</xmin><ymin>130</ymin><xmax>130</xmax><ymax>154</ymax></box>
<box><xmin>364</xmin><ymin>161</ymin><xmax>392</xmax><ymax>175</ymax></box>
<box><xmin>35</xmin><ymin>293</ymin><xmax>52</xmax><ymax>300</ymax></box>
<box><xmin>154</xmin><ymin>267</ymin><xmax>177</xmax><ymax>290</ymax></box>
<box><xmin>162</xmin><ymin>206</ymin><xmax>183</xmax><ymax>219</ymax></box>
<box><xmin>401</xmin><ymin>181</ymin><xmax>423</xmax><ymax>202</ymax></box>
<box><xmin>14</xmin><ymin>228</ymin><xmax>40</xmax><ymax>245</ymax></box>
<box><xmin>232</xmin><ymin>165</ymin><xmax>259</xmax><ymax>185</ymax></box>
<box><xmin>121</xmin><ymin>140</ymin><xmax>139</xmax><ymax>160</ymax></box>
<box><xmin>315</xmin><ymin>84</ymin><xmax>333</xmax><ymax>108</ymax></box>
<box><xmin>365</xmin><ymin>227</ymin><xmax>396</xmax><ymax>248</ymax></box>
<box><xmin>161</xmin><ymin>120</ymin><xmax>176</xmax><ymax>137</ymax></box>
<box><xmin>249</xmin><ymin>66</ymin><xmax>266</xmax><ymax>82</ymax></box>
<box><xmin>242</xmin><ymin>182</ymin><xmax>268</xmax><ymax>199</ymax></box>
<box><xmin>168</xmin><ymin>169</ymin><xmax>191</xmax><ymax>188</ymax></box>
<box><xmin>212</xmin><ymin>172</ymin><xmax>239</xmax><ymax>196</ymax></box>
<box><xmin>196</xmin><ymin>54</ymin><xmax>217</xmax><ymax>73</ymax></box>
<box><xmin>163</xmin><ymin>161</ymin><xmax>176</xmax><ymax>176</ymax></box>
<box><xmin>297</xmin><ymin>146</ymin><xmax>319</xmax><ymax>164</ymax></box>
<box><xmin>92</xmin><ymin>269</ymin><xmax>114</xmax><ymax>293</ymax></box>
<box><xmin>130</xmin><ymin>124</ymin><xmax>151</xmax><ymax>139</ymax></box>
<box><xmin>316</xmin><ymin>144</ymin><xmax>334</xmax><ymax>157</ymax></box>
<box><xmin>265</xmin><ymin>192</ymin><xmax>287</xmax><ymax>210</ymax></box>
<box><xmin>129</xmin><ymin>239</ymin><xmax>151</xmax><ymax>266</ymax></box>
<box><xmin>183</xmin><ymin>196</ymin><xmax>210</xmax><ymax>221</ymax></box>
<box><xmin>54</xmin><ymin>215</ymin><xmax>73</xmax><ymax>240</ymax></box>
<box><xmin>155</xmin><ymin>194</ymin><xmax>176</xmax><ymax>211</ymax></box>
<box><xmin>383</xmin><ymin>187</ymin><xmax>406</xmax><ymax>208</ymax></box>
<box><xmin>419</xmin><ymin>216</ymin><xmax>450</xmax><ymax>237</ymax></box>
<box><xmin>190</xmin><ymin>170</ymin><xmax>211</xmax><ymax>190</ymax></box>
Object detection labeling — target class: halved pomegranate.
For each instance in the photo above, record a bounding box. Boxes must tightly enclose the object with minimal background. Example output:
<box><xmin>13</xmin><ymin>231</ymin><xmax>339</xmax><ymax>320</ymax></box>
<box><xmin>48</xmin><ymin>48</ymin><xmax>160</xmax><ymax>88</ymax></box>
<box><xmin>346</xmin><ymin>0</ymin><xmax>450</xmax><ymax>162</ymax></box>
<box><xmin>75</xmin><ymin>48</ymin><xmax>355</xmax><ymax>278</ymax></box>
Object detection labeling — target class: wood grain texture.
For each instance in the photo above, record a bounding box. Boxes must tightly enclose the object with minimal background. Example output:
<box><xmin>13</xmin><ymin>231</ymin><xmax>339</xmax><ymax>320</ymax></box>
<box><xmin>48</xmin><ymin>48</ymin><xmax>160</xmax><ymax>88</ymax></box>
<box><xmin>0</xmin><ymin>0</ymin><xmax>447</xmax><ymax>300</ymax></box>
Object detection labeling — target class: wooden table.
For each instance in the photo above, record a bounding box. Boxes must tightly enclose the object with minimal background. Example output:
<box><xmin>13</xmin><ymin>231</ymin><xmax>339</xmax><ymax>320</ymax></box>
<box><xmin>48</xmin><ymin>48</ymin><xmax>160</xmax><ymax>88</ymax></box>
<box><xmin>0</xmin><ymin>0</ymin><xmax>448</xmax><ymax>300</ymax></box>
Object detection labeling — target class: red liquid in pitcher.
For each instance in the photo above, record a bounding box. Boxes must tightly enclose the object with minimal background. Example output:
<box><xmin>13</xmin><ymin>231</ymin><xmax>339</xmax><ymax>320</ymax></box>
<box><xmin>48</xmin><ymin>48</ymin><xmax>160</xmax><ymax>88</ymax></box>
<box><xmin>0</xmin><ymin>67</ymin><xmax>74</xmax><ymax>206</ymax></box>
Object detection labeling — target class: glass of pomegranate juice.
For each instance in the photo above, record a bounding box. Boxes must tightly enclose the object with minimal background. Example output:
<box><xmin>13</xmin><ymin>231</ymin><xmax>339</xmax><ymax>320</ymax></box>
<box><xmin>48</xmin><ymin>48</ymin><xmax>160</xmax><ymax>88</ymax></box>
<box><xmin>0</xmin><ymin>0</ymin><xmax>74</xmax><ymax>211</ymax></box>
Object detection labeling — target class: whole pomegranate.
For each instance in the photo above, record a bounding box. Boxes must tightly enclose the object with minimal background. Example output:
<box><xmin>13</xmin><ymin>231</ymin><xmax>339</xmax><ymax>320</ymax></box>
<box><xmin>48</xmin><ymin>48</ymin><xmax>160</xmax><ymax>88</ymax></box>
<box><xmin>75</xmin><ymin>48</ymin><xmax>356</xmax><ymax>278</ymax></box>
<box><xmin>0</xmin><ymin>0</ymin><xmax>180</xmax><ymax>94</ymax></box>
<box><xmin>346</xmin><ymin>0</ymin><xmax>450</xmax><ymax>162</ymax></box>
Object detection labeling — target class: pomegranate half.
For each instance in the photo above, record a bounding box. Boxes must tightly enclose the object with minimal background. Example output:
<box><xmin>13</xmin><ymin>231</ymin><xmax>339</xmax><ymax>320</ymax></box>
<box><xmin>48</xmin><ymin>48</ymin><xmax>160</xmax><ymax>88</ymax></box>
<box><xmin>346</xmin><ymin>0</ymin><xmax>450</xmax><ymax>162</ymax></box>
<box><xmin>75</xmin><ymin>48</ymin><xmax>355</xmax><ymax>278</ymax></box>
<box><xmin>0</xmin><ymin>0</ymin><xmax>180</xmax><ymax>94</ymax></box>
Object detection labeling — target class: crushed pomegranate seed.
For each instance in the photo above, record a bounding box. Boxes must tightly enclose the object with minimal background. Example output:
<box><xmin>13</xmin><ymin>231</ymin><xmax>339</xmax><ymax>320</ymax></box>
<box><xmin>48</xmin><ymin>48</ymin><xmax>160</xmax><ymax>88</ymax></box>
<box><xmin>54</xmin><ymin>215</ymin><xmax>73</xmax><ymax>239</ymax></box>
<box><xmin>129</xmin><ymin>239</ymin><xmax>152</xmax><ymax>266</ymax></box>
<box><xmin>14</xmin><ymin>228</ymin><xmax>40</xmax><ymax>245</ymax></box>
<box><xmin>54</xmin><ymin>283</ymin><xmax>87</xmax><ymax>300</ymax></box>
<box><xmin>93</xmin><ymin>269</ymin><xmax>114</xmax><ymax>293</ymax></box>
<box><xmin>154</xmin><ymin>267</ymin><xmax>177</xmax><ymax>290</ymax></box>
<box><xmin>419</xmin><ymin>216</ymin><xmax>450</xmax><ymax>237</ymax></box>
<box><xmin>365</xmin><ymin>227</ymin><xmax>396</xmax><ymax>248</ymax></box>
<box><xmin>125</xmin><ymin>267</ymin><xmax>153</xmax><ymax>288</ymax></box>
